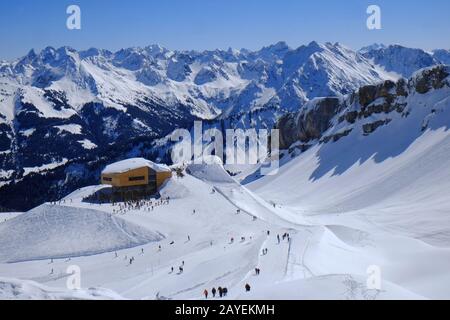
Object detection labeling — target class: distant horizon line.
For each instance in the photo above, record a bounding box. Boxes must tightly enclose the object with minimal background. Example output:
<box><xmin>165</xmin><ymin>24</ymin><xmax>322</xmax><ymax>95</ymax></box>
<box><xmin>2</xmin><ymin>41</ymin><xmax>448</xmax><ymax>62</ymax></box>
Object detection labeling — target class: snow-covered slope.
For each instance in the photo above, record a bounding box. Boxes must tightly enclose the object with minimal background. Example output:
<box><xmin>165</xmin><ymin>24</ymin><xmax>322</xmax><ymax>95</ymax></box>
<box><xmin>433</xmin><ymin>49</ymin><xmax>450</xmax><ymax>65</ymax></box>
<box><xmin>1</xmin><ymin>126</ymin><xmax>450</xmax><ymax>300</ymax></box>
<box><xmin>0</xmin><ymin>277</ymin><xmax>124</xmax><ymax>300</ymax></box>
<box><xmin>361</xmin><ymin>44</ymin><xmax>442</xmax><ymax>78</ymax></box>
<box><xmin>241</xmin><ymin>275</ymin><xmax>425</xmax><ymax>300</ymax></box>
<box><xmin>261</xmin><ymin>65</ymin><xmax>450</xmax><ymax>227</ymax></box>
<box><xmin>0</xmin><ymin>204</ymin><xmax>164</xmax><ymax>263</ymax></box>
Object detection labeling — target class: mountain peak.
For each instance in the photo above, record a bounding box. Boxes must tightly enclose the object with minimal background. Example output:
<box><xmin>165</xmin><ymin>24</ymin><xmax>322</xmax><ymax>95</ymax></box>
<box><xmin>359</xmin><ymin>43</ymin><xmax>387</xmax><ymax>54</ymax></box>
<box><xmin>24</xmin><ymin>49</ymin><xmax>38</xmax><ymax>60</ymax></box>
<box><xmin>144</xmin><ymin>44</ymin><xmax>170</xmax><ymax>57</ymax></box>
<box><xmin>306</xmin><ymin>41</ymin><xmax>321</xmax><ymax>49</ymax></box>
<box><xmin>271</xmin><ymin>41</ymin><xmax>289</xmax><ymax>50</ymax></box>
<box><xmin>361</xmin><ymin>44</ymin><xmax>439</xmax><ymax>77</ymax></box>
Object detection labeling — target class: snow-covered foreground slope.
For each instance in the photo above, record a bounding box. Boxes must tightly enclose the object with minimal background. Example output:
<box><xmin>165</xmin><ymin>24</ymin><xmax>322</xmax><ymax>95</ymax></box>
<box><xmin>1</xmin><ymin>151</ymin><xmax>449</xmax><ymax>299</ymax></box>
<box><xmin>0</xmin><ymin>204</ymin><xmax>163</xmax><ymax>263</ymax></box>
<box><xmin>241</xmin><ymin>275</ymin><xmax>425</xmax><ymax>300</ymax></box>
<box><xmin>0</xmin><ymin>277</ymin><xmax>124</xmax><ymax>300</ymax></box>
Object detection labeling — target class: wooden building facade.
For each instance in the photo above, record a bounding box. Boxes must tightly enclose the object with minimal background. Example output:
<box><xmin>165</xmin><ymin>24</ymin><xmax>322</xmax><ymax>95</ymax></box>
<box><xmin>100</xmin><ymin>158</ymin><xmax>172</xmax><ymax>201</ymax></box>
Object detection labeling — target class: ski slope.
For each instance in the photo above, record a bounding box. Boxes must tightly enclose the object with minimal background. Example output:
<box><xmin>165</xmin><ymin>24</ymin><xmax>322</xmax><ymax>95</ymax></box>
<box><xmin>0</xmin><ymin>131</ymin><xmax>450</xmax><ymax>299</ymax></box>
<box><xmin>245</xmin><ymin>103</ymin><xmax>450</xmax><ymax>299</ymax></box>
<box><xmin>0</xmin><ymin>204</ymin><xmax>164</xmax><ymax>263</ymax></box>
<box><xmin>0</xmin><ymin>277</ymin><xmax>124</xmax><ymax>300</ymax></box>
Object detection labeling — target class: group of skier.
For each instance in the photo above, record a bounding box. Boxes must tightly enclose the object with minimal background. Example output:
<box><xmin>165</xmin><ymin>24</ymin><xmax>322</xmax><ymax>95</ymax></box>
<box><xmin>50</xmin><ymin>199</ymin><xmax>72</xmax><ymax>206</ymax></box>
<box><xmin>203</xmin><ymin>283</ymin><xmax>252</xmax><ymax>298</ymax></box>
<box><xmin>203</xmin><ymin>286</ymin><xmax>228</xmax><ymax>299</ymax></box>
<box><xmin>170</xmin><ymin>260</ymin><xmax>185</xmax><ymax>274</ymax></box>
<box><xmin>110</xmin><ymin>197</ymin><xmax>170</xmax><ymax>215</ymax></box>
<box><xmin>279</xmin><ymin>232</ymin><xmax>291</xmax><ymax>243</ymax></box>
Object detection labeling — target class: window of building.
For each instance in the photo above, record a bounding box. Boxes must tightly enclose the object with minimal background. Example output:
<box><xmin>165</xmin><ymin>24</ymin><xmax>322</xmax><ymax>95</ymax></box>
<box><xmin>103</xmin><ymin>177</ymin><xmax>112</xmax><ymax>182</ymax></box>
<box><xmin>129</xmin><ymin>176</ymin><xmax>145</xmax><ymax>182</ymax></box>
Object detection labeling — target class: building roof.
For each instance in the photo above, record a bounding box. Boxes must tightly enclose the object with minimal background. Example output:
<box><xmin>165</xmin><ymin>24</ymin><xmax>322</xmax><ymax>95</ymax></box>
<box><xmin>102</xmin><ymin>158</ymin><xmax>170</xmax><ymax>174</ymax></box>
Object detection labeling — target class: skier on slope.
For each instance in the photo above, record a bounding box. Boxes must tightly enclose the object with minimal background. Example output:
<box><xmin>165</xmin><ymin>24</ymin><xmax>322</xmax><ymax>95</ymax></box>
<box><xmin>223</xmin><ymin>287</ymin><xmax>228</xmax><ymax>296</ymax></box>
<box><xmin>245</xmin><ymin>283</ymin><xmax>251</xmax><ymax>292</ymax></box>
<box><xmin>218</xmin><ymin>287</ymin><xmax>223</xmax><ymax>298</ymax></box>
<box><xmin>212</xmin><ymin>287</ymin><xmax>217</xmax><ymax>298</ymax></box>
<box><xmin>203</xmin><ymin>289</ymin><xmax>208</xmax><ymax>299</ymax></box>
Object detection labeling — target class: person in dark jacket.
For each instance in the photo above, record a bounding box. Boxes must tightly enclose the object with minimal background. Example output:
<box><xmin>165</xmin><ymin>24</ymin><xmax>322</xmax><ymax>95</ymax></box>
<box><xmin>212</xmin><ymin>287</ymin><xmax>217</xmax><ymax>298</ymax></box>
<box><xmin>245</xmin><ymin>283</ymin><xmax>251</xmax><ymax>292</ymax></box>
<box><xmin>218</xmin><ymin>286</ymin><xmax>223</xmax><ymax>298</ymax></box>
<box><xmin>223</xmin><ymin>287</ymin><xmax>228</xmax><ymax>296</ymax></box>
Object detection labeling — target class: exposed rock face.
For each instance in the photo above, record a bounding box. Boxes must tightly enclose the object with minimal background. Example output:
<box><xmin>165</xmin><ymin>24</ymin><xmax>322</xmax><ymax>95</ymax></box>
<box><xmin>278</xmin><ymin>115</ymin><xmax>299</xmax><ymax>150</ymax></box>
<box><xmin>411</xmin><ymin>65</ymin><xmax>449</xmax><ymax>94</ymax></box>
<box><xmin>277</xmin><ymin>65</ymin><xmax>450</xmax><ymax>150</ymax></box>
<box><xmin>358</xmin><ymin>81</ymin><xmax>395</xmax><ymax>107</ymax></box>
<box><xmin>278</xmin><ymin>97</ymin><xmax>341</xmax><ymax>149</ymax></box>
<box><xmin>362</xmin><ymin>119</ymin><xmax>392</xmax><ymax>135</ymax></box>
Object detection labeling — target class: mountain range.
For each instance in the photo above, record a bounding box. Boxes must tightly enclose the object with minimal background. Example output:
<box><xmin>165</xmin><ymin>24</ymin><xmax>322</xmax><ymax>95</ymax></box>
<box><xmin>0</xmin><ymin>42</ymin><xmax>449</xmax><ymax>210</ymax></box>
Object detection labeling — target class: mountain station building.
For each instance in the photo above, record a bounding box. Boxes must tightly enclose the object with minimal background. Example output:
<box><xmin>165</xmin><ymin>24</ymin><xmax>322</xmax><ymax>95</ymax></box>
<box><xmin>101</xmin><ymin>158</ymin><xmax>172</xmax><ymax>201</ymax></box>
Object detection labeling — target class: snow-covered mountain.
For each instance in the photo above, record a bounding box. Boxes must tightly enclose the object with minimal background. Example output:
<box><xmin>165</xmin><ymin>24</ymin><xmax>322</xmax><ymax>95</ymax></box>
<box><xmin>433</xmin><ymin>49</ymin><xmax>450</xmax><ymax>65</ymax></box>
<box><xmin>361</xmin><ymin>44</ymin><xmax>445</xmax><ymax>78</ymax></box>
<box><xmin>358</xmin><ymin>43</ymin><xmax>387</xmax><ymax>55</ymax></box>
<box><xmin>0</xmin><ymin>42</ymin><xmax>447</xmax><ymax>210</ymax></box>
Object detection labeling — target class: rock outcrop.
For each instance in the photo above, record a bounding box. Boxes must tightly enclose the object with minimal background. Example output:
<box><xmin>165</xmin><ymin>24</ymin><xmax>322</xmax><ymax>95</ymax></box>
<box><xmin>277</xmin><ymin>65</ymin><xmax>450</xmax><ymax>150</ymax></box>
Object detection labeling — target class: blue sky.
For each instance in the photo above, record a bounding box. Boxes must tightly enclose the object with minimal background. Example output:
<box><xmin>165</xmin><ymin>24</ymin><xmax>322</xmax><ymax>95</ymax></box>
<box><xmin>0</xmin><ymin>0</ymin><xmax>449</xmax><ymax>60</ymax></box>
